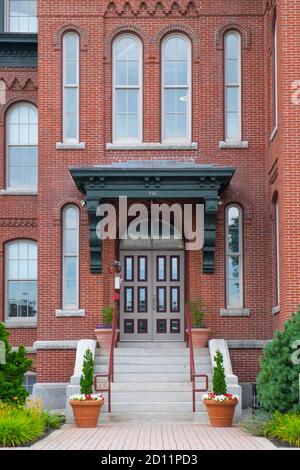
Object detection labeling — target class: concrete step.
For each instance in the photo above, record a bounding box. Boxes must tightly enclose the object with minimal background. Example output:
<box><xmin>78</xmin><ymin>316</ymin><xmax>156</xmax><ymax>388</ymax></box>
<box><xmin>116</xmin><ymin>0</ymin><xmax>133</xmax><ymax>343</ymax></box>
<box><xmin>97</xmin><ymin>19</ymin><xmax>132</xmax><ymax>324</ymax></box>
<box><xmin>96</xmin><ymin>347</ymin><xmax>209</xmax><ymax>357</ymax></box>
<box><xmin>117</xmin><ymin>341</ymin><xmax>187</xmax><ymax>349</ymax></box>
<box><xmin>94</xmin><ymin>355</ymin><xmax>211</xmax><ymax>366</ymax></box>
<box><xmin>101</xmin><ymin>401</ymin><xmax>207</xmax><ymax>413</ymax></box>
<box><xmin>111</xmin><ymin>382</ymin><xmax>193</xmax><ymax>392</ymax></box>
<box><xmin>103</xmin><ymin>373</ymin><xmax>196</xmax><ymax>382</ymax></box>
<box><xmin>94</xmin><ymin>364</ymin><xmax>212</xmax><ymax>374</ymax></box>
<box><xmin>100</xmin><ymin>411</ymin><xmax>209</xmax><ymax>424</ymax></box>
<box><xmin>109</xmin><ymin>391</ymin><xmax>209</xmax><ymax>403</ymax></box>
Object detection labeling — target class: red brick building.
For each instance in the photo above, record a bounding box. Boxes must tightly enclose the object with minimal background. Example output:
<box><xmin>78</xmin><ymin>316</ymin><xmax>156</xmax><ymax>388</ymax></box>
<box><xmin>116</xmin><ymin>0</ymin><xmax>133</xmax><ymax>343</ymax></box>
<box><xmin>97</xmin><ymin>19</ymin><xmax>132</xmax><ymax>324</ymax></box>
<box><xmin>0</xmin><ymin>0</ymin><xmax>298</xmax><ymax>409</ymax></box>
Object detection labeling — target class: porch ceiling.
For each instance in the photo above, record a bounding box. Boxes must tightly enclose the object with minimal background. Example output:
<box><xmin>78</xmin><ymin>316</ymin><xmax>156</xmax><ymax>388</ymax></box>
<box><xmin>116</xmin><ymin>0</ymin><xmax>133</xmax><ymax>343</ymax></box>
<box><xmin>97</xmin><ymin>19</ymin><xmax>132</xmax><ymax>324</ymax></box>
<box><xmin>69</xmin><ymin>161</ymin><xmax>235</xmax><ymax>275</ymax></box>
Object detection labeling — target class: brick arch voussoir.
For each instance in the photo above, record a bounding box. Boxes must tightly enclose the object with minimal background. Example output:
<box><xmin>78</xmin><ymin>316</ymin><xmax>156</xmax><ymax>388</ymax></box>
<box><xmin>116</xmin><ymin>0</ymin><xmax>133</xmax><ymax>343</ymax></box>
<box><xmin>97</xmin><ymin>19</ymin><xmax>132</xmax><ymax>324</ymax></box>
<box><xmin>152</xmin><ymin>23</ymin><xmax>199</xmax><ymax>60</ymax></box>
<box><xmin>215</xmin><ymin>23</ymin><xmax>251</xmax><ymax>50</ymax></box>
<box><xmin>54</xmin><ymin>24</ymin><xmax>89</xmax><ymax>51</ymax></box>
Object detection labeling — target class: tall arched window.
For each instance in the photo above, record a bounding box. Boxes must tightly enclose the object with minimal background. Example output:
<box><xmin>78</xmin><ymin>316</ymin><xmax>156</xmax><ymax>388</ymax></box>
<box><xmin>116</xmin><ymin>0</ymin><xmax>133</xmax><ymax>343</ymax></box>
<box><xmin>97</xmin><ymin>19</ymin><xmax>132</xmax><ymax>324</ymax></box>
<box><xmin>224</xmin><ymin>31</ymin><xmax>241</xmax><ymax>142</ymax></box>
<box><xmin>6</xmin><ymin>240</ymin><xmax>37</xmax><ymax>321</ymax></box>
<box><xmin>272</xmin><ymin>17</ymin><xmax>278</xmax><ymax>132</ymax></box>
<box><xmin>162</xmin><ymin>34</ymin><xmax>191</xmax><ymax>143</ymax></box>
<box><xmin>62</xmin><ymin>205</ymin><xmax>79</xmax><ymax>310</ymax></box>
<box><xmin>6</xmin><ymin>103</ymin><xmax>38</xmax><ymax>190</ymax></box>
<box><xmin>63</xmin><ymin>32</ymin><xmax>80</xmax><ymax>143</ymax></box>
<box><xmin>6</xmin><ymin>0</ymin><xmax>38</xmax><ymax>33</ymax></box>
<box><xmin>113</xmin><ymin>34</ymin><xmax>142</xmax><ymax>143</ymax></box>
<box><xmin>225</xmin><ymin>204</ymin><xmax>243</xmax><ymax>308</ymax></box>
<box><xmin>275</xmin><ymin>197</ymin><xmax>280</xmax><ymax>306</ymax></box>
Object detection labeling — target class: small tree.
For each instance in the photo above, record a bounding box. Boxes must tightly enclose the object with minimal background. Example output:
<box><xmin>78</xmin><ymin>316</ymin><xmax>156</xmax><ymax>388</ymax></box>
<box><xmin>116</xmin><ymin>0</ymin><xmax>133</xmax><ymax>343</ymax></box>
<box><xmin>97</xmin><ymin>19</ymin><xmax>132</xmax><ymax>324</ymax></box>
<box><xmin>189</xmin><ymin>299</ymin><xmax>205</xmax><ymax>328</ymax></box>
<box><xmin>257</xmin><ymin>308</ymin><xmax>300</xmax><ymax>413</ymax></box>
<box><xmin>101</xmin><ymin>306</ymin><xmax>114</xmax><ymax>327</ymax></box>
<box><xmin>212</xmin><ymin>350</ymin><xmax>227</xmax><ymax>395</ymax></box>
<box><xmin>0</xmin><ymin>323</ymin><xmax>32</xmax><ymax>405</ymax></box>
<box><xmin>80</xmin><ymin>349</ymin><xmax>94</xmax><ymax>395</ymax></box>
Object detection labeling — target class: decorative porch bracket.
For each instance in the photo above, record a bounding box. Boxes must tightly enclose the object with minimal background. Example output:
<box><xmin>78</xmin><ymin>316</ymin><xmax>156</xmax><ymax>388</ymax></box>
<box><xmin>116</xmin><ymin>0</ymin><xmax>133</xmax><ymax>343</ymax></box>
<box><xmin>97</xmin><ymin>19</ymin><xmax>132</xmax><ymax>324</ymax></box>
<box><xmin>70</xmin><ymin>162</ymin><xmax>235</xmax><ymax>274</ymax></box>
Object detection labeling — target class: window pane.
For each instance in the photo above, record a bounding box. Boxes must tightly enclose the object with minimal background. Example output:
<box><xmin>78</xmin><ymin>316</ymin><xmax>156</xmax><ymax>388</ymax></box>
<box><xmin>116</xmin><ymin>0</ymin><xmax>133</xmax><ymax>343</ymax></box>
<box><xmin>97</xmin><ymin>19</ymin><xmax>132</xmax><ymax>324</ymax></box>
<box><xmin>226</xmin><ymin>60</ymin><xmax>238</xmax><ymax>84</ymax></box>
<box><xmin>226</xmin><ymin>34</ymin><xmax>239</xmax><ymax>60</ymax></box>
<box><xmin>66</xmin><ymin>114</ymin><xmax>77</xmax><ymax>140</ymax></box>
<box><xmin>170</xmin><ymin>287</ymin><xmax>179</xmax><ymax>312</ymax></box>
<box><xmin>171</xmin><ymin>257</ymin><xmax>179</xmax><ymax>281</ymax></box>
<box><xmin>28</xmin><ymin>281</ymin><xmax>37</xmax><ymax>316</ymax></box>
<box><xmin>138</xmin><ymin>257</ymin><xmax>147</xmax><ymax>281</ymax></box>
<box><xmin>65</xmin><ymin>257</ymin><xmax>77</xmax><ymax>280</ymax></box>
<box><xmin>127</xmin><ymin>114</ymin><xmax>138</xmax><ymax>138</ymax></box>
<box><xmin>226</xmin><ymin>87</ymin><xmax>239</xmax><ymax>113</ymax></box>
<box><xmin>65</xmin><ymin>280</ymin><xmax>77</xmax><ymax>306</ymax></box>
<box><xmin>125</xmin><ymin>257</ymin><xmax>133</xmax><ymax>281</ymax></box>
<box><xmin>226</xmin><ymin>112</ymin><xmax>239</xmax><ymax>140</ymax></box>
<box><xmin>157</xmin><ymin>257</ymin><xmax>166</xmax><ymax>281</ymax></box>
<box><xmin>128</xmin><ymin>89</ymin><xmax>138</xmax><ymax>113</ymax></box>
<box><xmin>138</xmin><ymin>287</ymin><xmax>147</xmax><ymax>312</ymax></box>
<box><xmin>128</xmin><ymin>61</ymin><xmax>139</xmax><ymax>86</ymax></box>
<box><xmin>165</xmin><ymin>89</ymin><xmax>176</xmax><ymax>113</ymax></box>
<box><xmin>177</xmin><ymin>61</ymin><xmax>187</xmax><ymax>86</ymax></box>
<box><xmin>228</xmin><ymin>255</ymin><xmax>240</xmax><ymax>280</ymax></box>
<box><xmin>164</xmin><ymin>114</ymin><xmax>175</xmax><ymax>140</ymax></box>
<box><xmin>9</xmin><ymin>0</ymin><xmax>37</xmax><ymax>33</ymax></box>
<box><xmin>18</xmin><ymin>281</ymin><xmax>28</xmax><ymax>317</ymax></box>
<box><xmin>177</xmin><ymin>114</ymin><xmax>187</xmax><ymax>138</ymax></box>
<box><xmin>125</xmin><ymin>287</ymin><xmax>134</xmax><ymax>312</ymax></box>
<box><xmin>157</xmin><ymin>287</ymin><xmax>166</xmax><ymax>312</ymax></box>
<box><xmin>116</xmin><ymin>90</ymin><xmax>127</xmax><ymax>113</ymax></box>
<box><xmin>116</xmin><ymin>114</ymin><xmax>127</xmax><ymax>139</ymax></box>
<box><xmin>116</xmin><ymin>61</ymin><xmax>127</xmax><ymax>86</ymax></box>
<box><xmin>164</xmin><ymin>61</ymin><xmax>176</xmax><ymax>86</ymax></box>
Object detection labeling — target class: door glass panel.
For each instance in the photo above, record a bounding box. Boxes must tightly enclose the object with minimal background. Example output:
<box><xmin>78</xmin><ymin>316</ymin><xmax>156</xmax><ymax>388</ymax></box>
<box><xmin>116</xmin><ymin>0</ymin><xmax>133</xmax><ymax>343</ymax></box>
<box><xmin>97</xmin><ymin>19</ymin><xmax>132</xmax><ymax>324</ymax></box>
<box><xmin>138</xmin><ymin>287</ymin><xmax>147</xmax><ymax>312</ymax></box>
<box><xmin>124</xmin><ymin>319</ymin><xmax>134</xmax><ymax>333</ymax></box>
<box><xmin>138</xmin><ymin>319</ymin><xmax>148</xmax><ymax>334</ymax></box>
<box><xmin>157</xmin><ymin>319</ymin><xmax>167</xmax><ymax>334</ymax></box>
<box><xmin>170</xmin><ymin>287</ymin><xmax>180</xmax><ymax>312</ymax></box>
<box><xmin>138</xmin><ymin>256</ymin><xmax>147</xmax><ymax>281</ymax></box>
<box><xmin>157</xmin><ymin>287</ymin><xmax>166</xmax><ymax>312</ymax></box>
<box><xmin>170</xmin><ymin>319</ymin><xmax>180</xmax><ymax>334</ymax></box>
<box><xmin>124</xmin><ymin>287</ymin><xmax>134</xmax><ymax>312</ymax></box>
<box><xmin>157</xmin><ymin>256</ymin><xmax>166</xmax><ymax>281</ymax></box>
<box><xmin>125</xmin><ymin>257</ymin><xmax>134</xmax><ymax>281</ymax></box>
<box><xmin>170</xmin><ymin>256</ymin><xmax>179</xmax><ymax>281</ymax></box>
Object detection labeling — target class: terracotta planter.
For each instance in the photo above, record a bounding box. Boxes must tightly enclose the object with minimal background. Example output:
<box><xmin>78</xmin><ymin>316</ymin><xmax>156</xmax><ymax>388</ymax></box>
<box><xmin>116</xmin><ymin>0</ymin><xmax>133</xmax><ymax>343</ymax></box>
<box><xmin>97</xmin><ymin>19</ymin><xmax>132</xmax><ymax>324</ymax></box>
<box><xmin>94</xmin><ymin>328</ymin><xmax>112</xmax><ymax>348</ymax></box>
<box><xmin>70</xmin><ymin>400</ymin><xmax>103</xmax><ymax>428</ymax></box>
<box><xmin>204</xmin><ymin>399</ymin><xmax>237</xmax><ymax>427</ymax></box>
<box><xmin>191</xmin><ymin>328</ymin><xmax>210</xmax><ymax>348</ymax></box>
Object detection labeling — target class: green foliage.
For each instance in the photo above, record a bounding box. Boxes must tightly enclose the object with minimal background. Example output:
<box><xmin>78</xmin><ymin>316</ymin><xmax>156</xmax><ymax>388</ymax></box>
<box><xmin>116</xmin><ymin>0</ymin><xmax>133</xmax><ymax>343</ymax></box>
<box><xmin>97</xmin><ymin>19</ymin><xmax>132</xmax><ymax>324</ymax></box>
<box><xmin>264</xmin><ymin>412</ymin><xmax>300</xmax><ymax>447</ymax></box>
<box><xmin>0</xmin><ymin>406</ymin><xmax>45</xmax><ymax>447</ymax></box>
<box><xmin>241</xmin><ymin>410</ymin><xmax>271</xmax><ymax>437</ymax></box>
<box><xmin>189</xmin><ymin>299</ymin><xmax>205</xmax><ymax>328</ymax></box>
<box><xmin>212</xmin><ymin>350</ymin><xmax>227</xmax><ymax>395</ymax></box>
<box><xmin>101</xmin><ymin>306</ymin><xmax>114</xmax><ymax>327</ymax></box>
<box><xmin>42</xmin><ymin>411</ymin><xmax>65</xmax><ymax>429</ymax></box>
<box><xmin>80</xmin><ymin>348</ymin><xmax>94</xmax><ymax>395</ymax></box>
<box><xmin>257</xmin><ymin>309</ymin><xmax>300</xmax><ymax>413</ymax></box>
<box><xmin>0</xmin><ymin>323</ymin><xmax>32</xmax><ymax>406</ymax></box>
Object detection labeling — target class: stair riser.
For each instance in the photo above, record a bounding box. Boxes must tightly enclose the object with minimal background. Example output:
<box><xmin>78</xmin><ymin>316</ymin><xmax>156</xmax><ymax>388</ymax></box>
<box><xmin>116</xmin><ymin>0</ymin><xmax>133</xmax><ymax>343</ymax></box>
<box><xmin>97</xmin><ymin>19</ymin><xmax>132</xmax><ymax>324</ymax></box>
<box><xmin>99</xmin><ymin>412</ymin><xmax>210</xmax><ymax>424</ymax></box>
<box><xmin>95</xmin><ymin>356</ymin><xmax>211</xmax><ymax>366</ymax></box>
<box><xmin>94</xmin><ymin>364</ymin><xmax>212</xmax><ymax>374</ymax></box>
<box><xmin>101</xmin><ymin>402</ymin><xmax>207</xmax><ymax>412</ymax></box>
<box><xmin>109</xmin><ymin>391</ymin><xmax>209</xmax><ymax>402</ymax></box>
<box><xmin>117</xmin><ymin>342</ymin><xmax>188</xmax><ymax>349</ymax></box>
<box><xmin>97</xmin><ymin>349</ymin><xmax>209</xmax><ymax>357</ymax></box>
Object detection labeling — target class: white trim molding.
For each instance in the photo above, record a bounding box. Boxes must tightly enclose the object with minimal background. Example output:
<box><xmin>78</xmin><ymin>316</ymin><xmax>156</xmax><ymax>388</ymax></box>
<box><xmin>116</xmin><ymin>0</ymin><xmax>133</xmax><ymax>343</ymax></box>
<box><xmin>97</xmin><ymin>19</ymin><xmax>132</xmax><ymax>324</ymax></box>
<box><xmin>56</xmin><ymin>142</ymin><xmax>85</xmax><ymax>150</ymax></box>
<box><xmin>228</xmin><ymin>339</ymin><xmax>271</xmax><ymax>349</ymax></box>
<box><xmin>220</xmin><ymin>308</ymin><xmax>250</xmax><ymax>317</ymax></box>
<box><xmin>219</xmin><ymin>140</ymin><xmax>248</xmax><ymax>149</ymax></box>
<box><xmin>106</xmin><ymin>142</ymin><xmax>198</xmax><ymax>150</ymax></box>
<box><xmin>0</xmin><ymin>189</ymin><xmax>38</xmax><ymax>196</ymax></box>
<box><xmin>4</xmin><ymin>321</ymin><xmax>37</xmax><ymax>329</ymax></box>
<box><xmin>55</xmin><ymin>309</ymin><xmax>85</xmax><ymax>317</ymax></box>
<box><xmin>33</xmin><ymin>340</ymin><xmax>78</xmax><ymax>350</ymax></box>
<box><xmin>12</xmin><ymin>346</ymin><xmax>36</xmax><ymax>353</ymax></box>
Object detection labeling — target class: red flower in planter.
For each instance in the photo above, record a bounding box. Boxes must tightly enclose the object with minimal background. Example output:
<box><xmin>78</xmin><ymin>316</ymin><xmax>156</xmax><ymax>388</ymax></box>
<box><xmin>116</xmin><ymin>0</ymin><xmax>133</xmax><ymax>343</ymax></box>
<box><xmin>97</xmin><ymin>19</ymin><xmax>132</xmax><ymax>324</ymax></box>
<box><xmin>85</xmin><ymin>394</ymin><xmax>92</xmax><ymax>400</ymax></box>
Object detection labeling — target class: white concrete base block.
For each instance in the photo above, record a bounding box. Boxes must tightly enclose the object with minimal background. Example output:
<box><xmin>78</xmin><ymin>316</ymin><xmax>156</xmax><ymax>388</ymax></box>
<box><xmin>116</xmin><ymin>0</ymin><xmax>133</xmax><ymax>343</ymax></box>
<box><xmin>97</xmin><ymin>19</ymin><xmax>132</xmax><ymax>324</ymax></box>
<box><xmin>32</xmin><ymin>383</ymin><xmax>68</xmax><ymax>410</ymax></box>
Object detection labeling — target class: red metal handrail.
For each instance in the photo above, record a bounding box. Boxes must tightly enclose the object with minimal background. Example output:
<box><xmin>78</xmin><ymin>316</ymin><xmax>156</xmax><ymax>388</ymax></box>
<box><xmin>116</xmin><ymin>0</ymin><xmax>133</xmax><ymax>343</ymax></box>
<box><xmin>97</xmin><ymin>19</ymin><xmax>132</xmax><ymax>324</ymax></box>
<box><xmin>185</xmin><ymin>303</ymin><xmax>209</xmax><ymax>412</ymax></box>
<box><xmin>94</xmin><ymin>300</ymin><xmax>119</xmax><ymax>413</ymax></box>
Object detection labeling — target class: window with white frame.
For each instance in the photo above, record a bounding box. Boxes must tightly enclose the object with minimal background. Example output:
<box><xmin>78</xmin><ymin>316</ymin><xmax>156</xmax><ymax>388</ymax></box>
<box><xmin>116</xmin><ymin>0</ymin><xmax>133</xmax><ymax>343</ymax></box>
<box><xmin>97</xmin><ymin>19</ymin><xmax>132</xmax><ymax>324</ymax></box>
<box><xmin>63</xmin><ymin>32</ymin><xmax>80</xmax><ymax>143</ymax></box>
<box><xmin>6</xmin><ymin>103</ymin><xmax>38</xmax><ymax>190</ymax></box>
<box><xmin>273</xmin><ymin>19</ymin><xmax>278</xmax><ymax>132</ymax></box>
<box><xmin>62</xmin><ymin>205</ymin><xmax>79</xmax><ymax>310</ymax></box>
<box><xmin>224</xmin><ymin>31</ymin><xmax>242</xmax><ymax>142</ymax></box>
<box><xmin>6</xmin><ymin>240</ymin><xmax>37</xmax><ymax>320</ymax></box>
<box><xmin>162</xmin><ymin>34</ymin><xmax>191</xmax><ymax>143</ymax></box>
<box><xmin>275</xmin><ymin>198</ymin><xmax>280</xmax><ymax>306</ymax></box>
<box><xmin>113</xmin><ymin>34</ymin><xmax>142</xmax><ymax>143</ymax></box>
<box><xmin>226</xmin><ymin>205</ymin><xmax>243</xmax><ymax>308</ymax></box>
<box><xmin>6</xmin><ymin>0</ymin><xmax>38</xmax><ymax>33</ymax></box>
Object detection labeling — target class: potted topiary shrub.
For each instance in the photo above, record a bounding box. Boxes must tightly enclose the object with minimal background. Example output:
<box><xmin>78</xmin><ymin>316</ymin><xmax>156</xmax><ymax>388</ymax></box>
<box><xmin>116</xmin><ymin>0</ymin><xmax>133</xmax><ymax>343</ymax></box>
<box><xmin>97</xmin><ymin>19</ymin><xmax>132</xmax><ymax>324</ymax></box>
<box><xmin>189</xmin><ymin>299</ymin><xmax>210</xmax><ymax>348</ymax></box>
<box><xmin>94</xmin><ymin>306</ymin><xmax>114</xmax><ymax>348</ymax></box>
<box><xmin>69</xmin><ymin>348</ymin><xmax>104</xmax><ymax>428</ymax></box>
<box><xmin>203</xmin><ymin>350</ymin><xmax>238</xmax><ymax>427</ymax></box>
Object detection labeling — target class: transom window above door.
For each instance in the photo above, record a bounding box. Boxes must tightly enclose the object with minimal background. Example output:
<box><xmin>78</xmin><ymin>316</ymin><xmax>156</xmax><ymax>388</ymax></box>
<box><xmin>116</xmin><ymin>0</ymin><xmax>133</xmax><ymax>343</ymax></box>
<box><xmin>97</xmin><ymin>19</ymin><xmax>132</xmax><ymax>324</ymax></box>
<box><xmin>6</xmin><ymin>0</ymin><xmax>38</xmax><ymax>33</ymax></box>
<box><xmin>113</xmin><ymin>34</ymin><xmax>142</xmax><ymax>144</ymax></box>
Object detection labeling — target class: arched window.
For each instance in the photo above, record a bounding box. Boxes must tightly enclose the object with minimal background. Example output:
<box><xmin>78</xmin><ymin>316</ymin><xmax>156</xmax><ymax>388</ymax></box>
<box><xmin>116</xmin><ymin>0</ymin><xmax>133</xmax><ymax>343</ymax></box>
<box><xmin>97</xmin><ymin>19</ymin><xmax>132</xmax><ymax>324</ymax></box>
<box><xmin>113</xmin><ymin>34</ymin><xmax>142</xmax><ymax>143</ymax></box>
<box><xmin>5</xmin><ymin>240</ymin><xmax>37</xmax><ymax>321</ymax></box>
<box><xmin>63</xmin><ymin>32</ymin><xmax>80</xmax><ymax>143</ymax></box>
<box><xmin>162</xmin><ymin>34</ymin><xmax>191</xmax><ymax>143</ymax></box>
<box><xmin>275</xmin><ymin>196</ymin><xmax>280</xmax><ymax>306</ymax></box>
<box><xmin>6</xmin><ymin>0</ymin><xmax>38</xmax><ymax>33</ymax></box>
<box><xmin>272</xmin><ymin>17</ymin><xmax>278</xmax><ymax>132</ymax></box>
<box><xmin>62</xmin><ymin>205</ymin><xmax>79</xmax><ymax>310</ymax></box>
<box><xmin>224</xmin><ymin>31</ymin><xmax>241</xmax><ymax>142</ymax></box>
<box><xmin>6</xmin><ymin>103</ymin><xmax>38</xmax><ymax>189</ymax></box>
<box><xmin>225</xmin><ymin>205</ymin><xmax>243</xmax><ymax>308</ymax></box>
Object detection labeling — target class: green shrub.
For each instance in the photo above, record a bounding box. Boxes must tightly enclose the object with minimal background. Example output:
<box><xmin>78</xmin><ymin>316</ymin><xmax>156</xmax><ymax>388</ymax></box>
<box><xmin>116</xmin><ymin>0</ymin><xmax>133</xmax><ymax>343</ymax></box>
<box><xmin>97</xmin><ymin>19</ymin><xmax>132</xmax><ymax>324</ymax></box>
<box><xmin>242</xmin><ymin>410</ymin><xmax>271</xmax><ymax>437</ymax></box>
<box><xmin>189</xmin><ymin>299</ymin><xmax>205</xmax><ymax>328</ymax></box>
<box><xmin>79</xmin><ymin>348</ymin><xmax>94</xmax><ymax>395</ymax></box>
<box><xmin>257</xmin><ymin>308</ymin><xmax>300</xmax><ymax>413</ymax></box>
<box><xmin>101</xmin><ymin>306</ymin><xmax>114</xmax><ymax>327</ymax></box>
<box><xmin>0</xmin><ymin>323</ymin><xmax>32</xmax><ymax>406</ymax></box>
<box><xmin>212</xmin><ymin>350</ymin><xmax>227</xmax><ymax>395</ymax></box>
<box><xmin>0</xmin><ymin>407</ymin><xmax>45</xmax><ymax>447</ymax></box>
<box><xmin>264</xmin><ymin>412</ymin><xmax>300</xmax><ymax>447</ymax></box>
<box><xmin>43</xmin><ymin>411</ymin><xmax>65</xmax><ymax>429</ymax></box>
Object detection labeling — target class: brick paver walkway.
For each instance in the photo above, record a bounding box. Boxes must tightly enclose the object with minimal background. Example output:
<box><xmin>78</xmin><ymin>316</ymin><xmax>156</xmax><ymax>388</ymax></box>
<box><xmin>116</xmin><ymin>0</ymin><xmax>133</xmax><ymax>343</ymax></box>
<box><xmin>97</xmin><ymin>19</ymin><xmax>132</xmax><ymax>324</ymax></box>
<box><xmin>31</xmin><ymin>423</ymin><xmax>276</xmax><ymax>450</ymax></box>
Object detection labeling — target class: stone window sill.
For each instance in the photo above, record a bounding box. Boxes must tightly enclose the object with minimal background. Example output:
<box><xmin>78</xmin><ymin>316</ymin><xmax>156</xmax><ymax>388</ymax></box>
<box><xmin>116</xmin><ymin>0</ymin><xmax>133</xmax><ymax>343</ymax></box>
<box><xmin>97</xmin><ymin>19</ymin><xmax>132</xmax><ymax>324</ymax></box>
<box><xmin>4</xmin><ymin>321</ymin><xmax>37</xmax><ymax>329</ymax></box>
<box><xmin>106</xmin><ymin>142</ymin><xmax>198</xmax><ymax>151</ymax></box>
<box><xmin>272</xmin><ymin>305</ymin><xmax>280</xmax><ymax>315</ymax></box>
<box><xmin>1</xmin><ymin>189</ymin><xmax>37</xmax><ymax>196</ymax></box>
<box><xmin>55</xmin><ymin>309</ymin><xmax>85</xmax><ymax>317</ymax></box>
<box><xmin>270</xmin><ymin>126</ymin><xmax>278</xmax><ymax>142</ymax></box>
<box><xmin>219</xmin><ymin>141</ymin><xmax>249</xmax><ymax>149</ymax></box>
<box><xmin>220</xmin><ymin>308</ymin><xmax>250</xmax><ymax>317</ymax></box>
<box><xmin>56</xmin><ymin>142</ymin><xmax>86</xmax><ymax>150</ymax></box>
